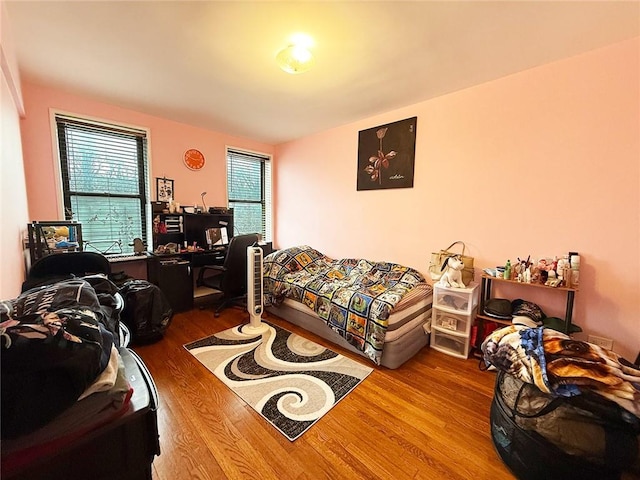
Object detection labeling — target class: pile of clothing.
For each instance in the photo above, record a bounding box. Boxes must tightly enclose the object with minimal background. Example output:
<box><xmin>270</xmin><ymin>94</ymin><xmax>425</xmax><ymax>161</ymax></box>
<box><xmin>0</xmin><ymin>277</ymin><xmax>130</xmax><ymax>439</ymax></box>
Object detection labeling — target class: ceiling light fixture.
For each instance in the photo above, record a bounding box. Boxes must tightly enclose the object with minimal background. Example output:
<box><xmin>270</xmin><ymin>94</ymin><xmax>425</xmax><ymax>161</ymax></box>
<box><xmin>276</xmin><ymin>35</ymin><xmax>315</xmax><ymax>74</ymax></box>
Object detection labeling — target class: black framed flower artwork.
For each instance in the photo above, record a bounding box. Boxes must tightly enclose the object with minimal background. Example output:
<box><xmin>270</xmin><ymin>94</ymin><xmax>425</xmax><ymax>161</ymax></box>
<box><xmin>357</xmin><ymin>116</ymin><xmax>417</xmax><ymax>191</ymax></box>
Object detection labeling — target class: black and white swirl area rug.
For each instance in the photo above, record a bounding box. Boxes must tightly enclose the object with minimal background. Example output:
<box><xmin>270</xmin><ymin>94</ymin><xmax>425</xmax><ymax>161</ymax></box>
<box><xmin>184</xmin><ymin>322</ymin><xmax>373</xmax><ymax>441</ymax></box>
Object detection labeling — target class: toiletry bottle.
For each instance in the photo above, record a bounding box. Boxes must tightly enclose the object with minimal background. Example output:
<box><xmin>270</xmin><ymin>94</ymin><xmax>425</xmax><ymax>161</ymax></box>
<box><xmin>504</xmin><ymin>260</ymin><xmax>511</xmax><ymax>280</ymax></box>
<box><xmin>570</xmin><ymin>255</ymin><xmax>580</xmax><ymax>287</ymax></box>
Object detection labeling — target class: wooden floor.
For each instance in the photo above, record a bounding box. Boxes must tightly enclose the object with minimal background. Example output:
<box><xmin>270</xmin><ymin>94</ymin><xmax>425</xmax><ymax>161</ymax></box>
<box><xmin>133</xmin><ymin>307</ymin><xmax>515</xmax><ymax>480</ymax></box>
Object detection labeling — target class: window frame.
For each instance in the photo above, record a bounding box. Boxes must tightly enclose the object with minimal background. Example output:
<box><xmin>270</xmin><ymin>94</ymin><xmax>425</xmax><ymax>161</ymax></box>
<box><xmin>51</xmin><ymin>110</ymin><xmax>152</xmax><ymax>256</ymax></box>
<box><xmin>225</xmin><ymin>147</ymin><xmax>273</xmax><ymax>242</ymax></box>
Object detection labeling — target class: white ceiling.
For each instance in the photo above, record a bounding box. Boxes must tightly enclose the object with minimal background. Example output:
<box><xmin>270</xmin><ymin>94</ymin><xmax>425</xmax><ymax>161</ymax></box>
<box><xmin>6</xmin><ymin>1</ymin><xmax>640</xmax><ymax>145</ymax></box>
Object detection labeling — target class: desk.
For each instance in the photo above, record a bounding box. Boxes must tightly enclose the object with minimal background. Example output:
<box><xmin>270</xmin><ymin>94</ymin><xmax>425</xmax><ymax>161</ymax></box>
<box><xmin>188</xmin><ymin>247</ymin><xmax>227</xmax><ymax>267</ymax></box>
<box><xmin>148</xmin><ymin>248</ymin><xmax>228</xmax><ymax>313</ymax></box>
<box><xmin>108</xmin><ymin>253</ymin><xmax>150</xmax><ymax>282</ymax></box>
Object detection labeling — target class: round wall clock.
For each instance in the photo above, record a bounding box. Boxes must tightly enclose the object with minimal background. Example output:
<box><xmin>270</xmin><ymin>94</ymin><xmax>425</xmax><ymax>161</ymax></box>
<box><xmin>184</xmin><ymin>149</ymin><xmax>205</xmax><ymax>170</ymax></box>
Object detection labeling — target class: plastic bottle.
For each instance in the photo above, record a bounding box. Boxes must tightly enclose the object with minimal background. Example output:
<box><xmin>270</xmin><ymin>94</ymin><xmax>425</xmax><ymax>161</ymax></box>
<box><xmin>504</xmin><ymin>260</ymin><xmax>511</xmax><ymax>280</ymax></box>
<box><xmin>570</xmin><ymin>255</ymin><xmax>580</xmax><ymax>287</ymax></box>
<box><xmin>570</xmin><ymin>254</ymin><xmax>580</xmax><ymax>270</ymax></box>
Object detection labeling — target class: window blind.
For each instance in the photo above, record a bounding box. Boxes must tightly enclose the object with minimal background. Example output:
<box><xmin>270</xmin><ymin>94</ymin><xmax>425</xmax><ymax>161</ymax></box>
<box><xmin>56</xmin><ymin>115</ymin><xmax>149</xmax><ymax>255</ymax></box>
<box><xmin>226</xmin><ymin>149</ymin><xmax>272</xmax><ymax>242</ymax></box>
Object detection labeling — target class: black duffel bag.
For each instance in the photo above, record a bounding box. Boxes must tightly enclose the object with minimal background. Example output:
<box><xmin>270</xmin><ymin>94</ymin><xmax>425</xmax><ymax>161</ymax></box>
<box><xmin>119</xmin><ymin>280</ymin><xmax>173</xmax><ymax>344</ymax></box>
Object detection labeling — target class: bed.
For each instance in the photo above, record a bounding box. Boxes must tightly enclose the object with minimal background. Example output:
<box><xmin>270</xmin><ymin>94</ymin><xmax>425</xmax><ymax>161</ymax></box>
<box><xmin>263</xmin><ymin>245</ymin><xmax>433</xmax><ymax>368</ymax></box>
<box><xmin>1</xmin><ymin>253</ymin><xmax>160</xmax><ymax>479</ymax></box>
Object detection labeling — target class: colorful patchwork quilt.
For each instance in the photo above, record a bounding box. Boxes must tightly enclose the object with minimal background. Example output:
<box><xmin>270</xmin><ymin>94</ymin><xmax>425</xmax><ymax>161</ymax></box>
<box><xmin>263</xmin><ymin>245</ymin><xmax>425</xmax><ymax>365</ymax></box>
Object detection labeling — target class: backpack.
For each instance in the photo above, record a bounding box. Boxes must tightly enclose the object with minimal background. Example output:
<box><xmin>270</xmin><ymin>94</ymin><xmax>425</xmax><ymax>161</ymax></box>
<box><xmin>119</xmin><ymin>280</ymin><xmax>173</xmax><ymax>344</ymax></box>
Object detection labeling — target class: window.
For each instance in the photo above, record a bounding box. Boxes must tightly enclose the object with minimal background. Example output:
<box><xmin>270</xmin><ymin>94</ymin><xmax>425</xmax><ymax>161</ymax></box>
<box><xmin>55</xmin><ymin>114</ymin><xmax>149</xmax><ymax>256</ymax></box>
<box><xmin>226</xmin><ymin>148</ymin><xmax>272</xmax><ymax>242</ymax></box>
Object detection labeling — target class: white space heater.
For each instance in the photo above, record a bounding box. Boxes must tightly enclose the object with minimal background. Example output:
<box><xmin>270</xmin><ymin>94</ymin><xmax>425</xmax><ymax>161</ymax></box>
<box><xmin>245</xmin><ymin>245</ymin><xmax>269</xmax><ymax>334</ymax></box>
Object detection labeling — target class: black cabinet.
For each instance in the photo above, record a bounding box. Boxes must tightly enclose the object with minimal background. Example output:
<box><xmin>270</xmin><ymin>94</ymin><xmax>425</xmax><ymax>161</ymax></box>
<box><xmin>148</xmin><ymin>256</ymin><xmax>193</xmax><ymax>313</ymax></box>
<box><xmin>152</xmin><ymin>212</ymin><xmax>234</xmax><ymax>251</ymax></box>
<box><xmin>182</xmin><ymin>212</ymin><xmax>234</xmax><ymax>250</ymax></box>
<box><xmin>148</xmin><ymin>250</ymin><xmax>231</xmax><ymax>313</ymax></box>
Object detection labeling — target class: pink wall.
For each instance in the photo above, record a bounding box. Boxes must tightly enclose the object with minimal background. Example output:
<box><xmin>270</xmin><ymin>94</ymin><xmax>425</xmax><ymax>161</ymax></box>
<box><xmin>275</xmin><ymin>38</ymin><xmax>640</xmax><ymax>361</ymax></box>
<box><xmin>21</xmin><ymin>82</ymin><xmax>274</xmax><ymax>220</ymax></box>
<box><xmin>1</xmin><ymin>1</ymin><xmax>29</xmax><ymax>299</ymax></box>
<box><xmin>16</xmin><ymin>34</ymin><xmax>639</xmax><ymax>360</ymax></box>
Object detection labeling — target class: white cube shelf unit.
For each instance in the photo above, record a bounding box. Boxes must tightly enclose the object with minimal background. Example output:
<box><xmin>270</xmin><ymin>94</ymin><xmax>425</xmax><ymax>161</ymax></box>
<box><xmin>430</xmin><ymin>283</ymin><xmax>479</xmax><ymax>359</ymax></box>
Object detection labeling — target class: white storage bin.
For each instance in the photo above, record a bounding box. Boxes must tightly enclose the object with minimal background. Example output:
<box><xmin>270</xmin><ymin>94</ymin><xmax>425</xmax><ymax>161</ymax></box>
<box><xmin>433</xmin><ymin>283</ymin><xmax>479</xmax><ymax>315</ymax></box>
<box><xmin>432</xmin><ymin>307</ymin><xmax>477</xmax><ymax>335</ymax></box>
<box><xmin>431</xmin><ymin>329</ymin><xmax>470</xmax><ymax>358</ymax></box>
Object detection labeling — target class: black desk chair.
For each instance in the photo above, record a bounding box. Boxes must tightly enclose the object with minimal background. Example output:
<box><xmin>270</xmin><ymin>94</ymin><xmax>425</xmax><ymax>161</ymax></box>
<box><xmin>196</xmin><ymin>233</ymin><xmax>260</xmax><ymax>317</ymax></box>
<box><xmin>23</xmin><ymin>251</ymin><xmax>111</xmax><ymax>292</ymax></box>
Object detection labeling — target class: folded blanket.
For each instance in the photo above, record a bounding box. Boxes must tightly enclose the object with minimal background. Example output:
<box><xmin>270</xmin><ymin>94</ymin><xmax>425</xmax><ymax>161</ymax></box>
<box><xmin>482</xmin><ymin>325</ymin><xmax>640</xmax><ymax>418</ymax></box>
<box><xmin>78</xmin><ymin>345</ymin><xmax>120</xmax><ymax>401</ymax></box>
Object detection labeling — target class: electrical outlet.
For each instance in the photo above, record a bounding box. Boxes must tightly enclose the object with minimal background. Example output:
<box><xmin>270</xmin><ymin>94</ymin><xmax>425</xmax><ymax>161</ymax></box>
<box><xmin>588</xmin><ymin>335</ymin><xmax>614</xmax><ymax>350</ymax></box>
